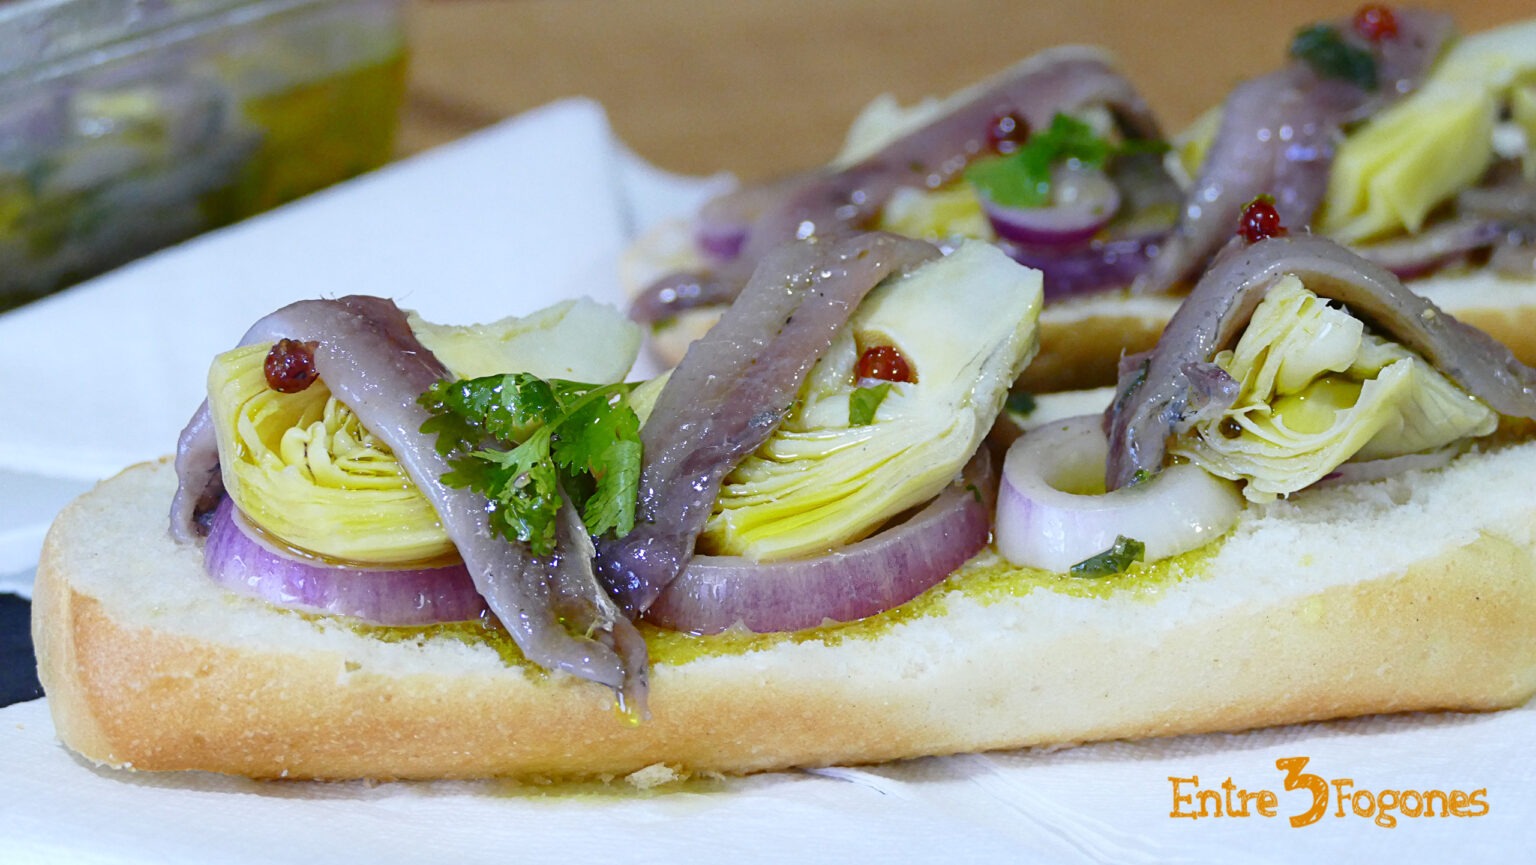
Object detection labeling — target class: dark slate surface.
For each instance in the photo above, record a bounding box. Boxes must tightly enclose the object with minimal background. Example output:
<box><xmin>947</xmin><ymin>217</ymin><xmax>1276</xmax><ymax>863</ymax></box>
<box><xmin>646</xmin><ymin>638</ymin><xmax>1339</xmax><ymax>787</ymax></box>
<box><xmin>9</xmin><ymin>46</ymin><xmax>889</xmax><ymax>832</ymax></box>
<box><xmin>1</xmin><ymin>593</ymin><xmax>43</xmax><ymax>706</ymax></box>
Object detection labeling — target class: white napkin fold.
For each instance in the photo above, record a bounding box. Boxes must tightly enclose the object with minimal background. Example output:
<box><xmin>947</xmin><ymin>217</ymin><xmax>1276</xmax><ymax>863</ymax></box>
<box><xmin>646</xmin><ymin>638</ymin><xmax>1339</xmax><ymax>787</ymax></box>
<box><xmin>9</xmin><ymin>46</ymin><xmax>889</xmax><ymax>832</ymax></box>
<box><xmin>1</xmin><ymin>697</ymin><xmax>1530</xmax><ymax>864</ymax></box>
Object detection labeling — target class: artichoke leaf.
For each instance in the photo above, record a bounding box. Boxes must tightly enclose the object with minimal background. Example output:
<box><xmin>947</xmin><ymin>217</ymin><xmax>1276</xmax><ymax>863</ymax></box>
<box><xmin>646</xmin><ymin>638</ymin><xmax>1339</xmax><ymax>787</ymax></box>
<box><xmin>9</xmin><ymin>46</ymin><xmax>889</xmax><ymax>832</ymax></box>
<box><xmin>1172</xmin><ymin>276</ymin><xmax>1496</xmax><ymax>501</ymax></box>
<box><xmin>701</xmin><ymin>241</ymin><xmax>1043</xmax><ymax>560</ymax></box>
<box><xmin>408</xmin><ymin>298</ymin><xmax>641</xmax><ymax>384</ymax></box>
<box><xmin>877</xmin><ymin>184</ymin><xmax>994</xmax><ymax>244</ymax></box>
<box><xmin>1319</xmin><ymin>86</ymin><xmax>1496</xmax><ymax>243</ymax></box>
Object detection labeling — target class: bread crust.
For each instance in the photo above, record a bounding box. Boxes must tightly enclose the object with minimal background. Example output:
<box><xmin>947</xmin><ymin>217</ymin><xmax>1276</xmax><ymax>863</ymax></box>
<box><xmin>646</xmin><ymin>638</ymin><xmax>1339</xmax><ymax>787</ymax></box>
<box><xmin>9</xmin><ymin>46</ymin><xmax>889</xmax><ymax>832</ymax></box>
<box><xmin>31</xmin><ymin>457</ymin><xmax>1536</xmax><ymax>781</ymax></box>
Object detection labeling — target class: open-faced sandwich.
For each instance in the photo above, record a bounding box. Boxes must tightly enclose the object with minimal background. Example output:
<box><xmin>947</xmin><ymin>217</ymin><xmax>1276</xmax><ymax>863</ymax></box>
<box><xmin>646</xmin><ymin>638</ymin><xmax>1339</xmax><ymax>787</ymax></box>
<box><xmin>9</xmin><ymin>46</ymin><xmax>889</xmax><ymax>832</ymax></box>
<box><xmin>626</xmin><ymin>8</ymin><xmax>1536</xmax><ymax>392</ymax></box>
<box><xmin>31</xmin><ymin>216</ymin><xmax>1536</xmax><ymax>780</ymax></box>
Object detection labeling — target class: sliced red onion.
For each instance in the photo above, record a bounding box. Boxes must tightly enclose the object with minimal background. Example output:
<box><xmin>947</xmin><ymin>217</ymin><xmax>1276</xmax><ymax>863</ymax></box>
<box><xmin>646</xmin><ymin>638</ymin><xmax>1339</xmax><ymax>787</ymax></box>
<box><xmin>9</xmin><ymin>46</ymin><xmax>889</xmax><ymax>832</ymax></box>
<box><xmin>644</xmin><ymin>454</ymin><xmax>993</xmax><ymax>634</ymax></box>
<box><xmin>1350</xmin><ymin>218</ymin><xmax>1509</xmax><ymax>279</ymax></box>
<box><xmin>1490</xmin><ymin>242</ymin><xmax>1536</xmax><ymax>277</ymax></box>
<box><xmin>204</xmin><ymin>498</ymin><xmax>488</xmax><ymax>626</ymax></box>
<box><xmin>696</xmin><ymin>224</ymin><xmax>748</xmax><ymax>262</ymax></box>
<box><xmin>981</xmin><ymin>165</ymin><xmax>1121</xmax><ymax>247</ymax></box>
<box><xmin>1315</xmin><ymin>447</ymin><xmax>1459</xmax><ymax>487</ymax></box>
<box><xmin>1457</xmin><ymin>174</ymin><xmax>1536</xmax><ymax>221</ymax></box>
<box><xmin>997</xmin><ymin>414</ymin><xmax>1242</xmax><ymax>572</ymax></box>
<box><xmin>998</xmin><ymin>232</ymin><xmax>1165</xmax><ymax>300</ymax></box>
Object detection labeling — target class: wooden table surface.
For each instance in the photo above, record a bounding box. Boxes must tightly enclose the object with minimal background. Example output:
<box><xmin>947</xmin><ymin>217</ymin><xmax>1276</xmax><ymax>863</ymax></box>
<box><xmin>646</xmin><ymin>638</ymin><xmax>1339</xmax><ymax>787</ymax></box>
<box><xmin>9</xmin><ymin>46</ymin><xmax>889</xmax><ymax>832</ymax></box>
<box><xmin>397</xmin><ymin>0</ymin><xmax>1531</xmax><ymax>182</ymax></box>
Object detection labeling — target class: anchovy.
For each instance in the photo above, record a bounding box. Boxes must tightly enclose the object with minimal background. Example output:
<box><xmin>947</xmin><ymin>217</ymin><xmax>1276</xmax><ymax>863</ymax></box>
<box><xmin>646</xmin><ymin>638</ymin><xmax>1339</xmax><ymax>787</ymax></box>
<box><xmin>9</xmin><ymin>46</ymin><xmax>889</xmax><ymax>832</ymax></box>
<box><xmin>598</xmin><ymin>232</ymin><xmax>940</xmax><ymax>616</ymax></box>
<box><xmin>1105</xmin><ymin>235</ymin><xmax>1536</xmax><ymax>489</ymax></box>
<box><xmin>1133</xmin><ymin>8</ymin><xmax>1452</xmax><ymax>294</ymax></box>
<box><xmin>170</xmin><ymin>296</ymin><xmax>645</xmax><ymax>694</ymax></box>
<box><xmin>631</xmin><ymin>47</ymin><xmax>1163</xmax><ymax>323</ymax></box>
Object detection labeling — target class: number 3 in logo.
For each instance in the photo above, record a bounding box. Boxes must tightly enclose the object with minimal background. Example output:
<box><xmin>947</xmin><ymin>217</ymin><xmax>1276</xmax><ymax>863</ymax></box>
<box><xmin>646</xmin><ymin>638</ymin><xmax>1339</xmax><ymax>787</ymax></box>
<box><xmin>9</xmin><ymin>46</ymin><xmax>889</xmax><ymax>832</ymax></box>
<box><xmin>1275</xmin><ymin>756</ymin><xmax>1328</xmax><ymax>828</ymax></box>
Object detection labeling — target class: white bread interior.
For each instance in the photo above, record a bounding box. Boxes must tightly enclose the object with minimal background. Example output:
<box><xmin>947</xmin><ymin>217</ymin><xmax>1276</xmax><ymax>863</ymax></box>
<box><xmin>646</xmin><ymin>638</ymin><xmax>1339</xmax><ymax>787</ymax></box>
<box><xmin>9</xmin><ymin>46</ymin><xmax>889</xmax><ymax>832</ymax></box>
<box><xmin>33</xmin><ymin>443</ymin><xmax>1536</xmax><ymax>781</ymax></box>
<box><xmin>624</xmin><ymin>219</ymin><xmax>1536</xmax><ymax>392</ymax></box>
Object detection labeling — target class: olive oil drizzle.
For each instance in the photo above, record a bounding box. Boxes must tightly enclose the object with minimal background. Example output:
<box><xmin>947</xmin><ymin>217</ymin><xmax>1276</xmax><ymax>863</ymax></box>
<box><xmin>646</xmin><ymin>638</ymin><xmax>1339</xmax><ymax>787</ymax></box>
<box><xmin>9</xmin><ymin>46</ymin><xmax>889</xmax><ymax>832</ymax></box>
<box><xmin>327</xmin><ymin>540</ymin><xmax>1222</xmax><ymax>671</ymax></box>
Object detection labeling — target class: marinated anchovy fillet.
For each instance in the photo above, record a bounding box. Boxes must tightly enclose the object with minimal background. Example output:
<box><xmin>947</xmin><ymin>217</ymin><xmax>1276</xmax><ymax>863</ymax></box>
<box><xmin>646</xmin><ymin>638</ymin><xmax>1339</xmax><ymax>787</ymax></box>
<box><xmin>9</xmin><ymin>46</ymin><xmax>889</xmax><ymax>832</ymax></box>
<box><xmin>170</xmin><ymin>296</ymin><xmax>644</xmax><ymax>693</ymax></box>
<box><xmin>1106</xmin><ymin>235</ymin><xmax>1536</xmax><ymax>489</ymax></box>
<box><xmin>631</xmin><ymin>47</ymin><xmax>1159</xmax><ymax>323</ymax></box>
<box><xmin>597</xmin><ymin>232</ymin><xmax>940</xmax><ymax>616</ymax></box>
<box><xmin>1170</xmin><ymin>276</ymin><xmax>1498</xmax><ymax>500</ymax></box>
<box><xmin>1134</xmin><ymin>8</ymin><xmax>1452</xmax><ymax>295</ymax></box>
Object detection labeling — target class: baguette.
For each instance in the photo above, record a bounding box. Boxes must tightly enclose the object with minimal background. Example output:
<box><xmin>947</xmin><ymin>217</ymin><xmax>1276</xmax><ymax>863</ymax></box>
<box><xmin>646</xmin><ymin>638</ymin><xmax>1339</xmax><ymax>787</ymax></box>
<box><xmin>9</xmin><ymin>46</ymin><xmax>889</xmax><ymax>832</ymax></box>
<box><xmin>33</xmin><ymin>439</ymin><xmax>1536</xmax><ymax>782</ymax></box>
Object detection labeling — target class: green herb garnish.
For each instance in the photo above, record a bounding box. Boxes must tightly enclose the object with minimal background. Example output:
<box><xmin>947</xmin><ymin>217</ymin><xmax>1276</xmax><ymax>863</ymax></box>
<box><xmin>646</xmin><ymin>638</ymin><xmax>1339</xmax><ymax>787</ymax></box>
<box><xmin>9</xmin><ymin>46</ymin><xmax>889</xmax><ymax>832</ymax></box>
<box><xmin>1069</xmin><ymin>535</ymin><xmax>1146</xmax><ymax>578</ymax></box>
<box><xmin>420</xmin><ymin>373</ymin><xmax>642</xmax><ymax>556</ymax></box>
<box><xmin>964</xmin><ymin>113</ymin><xmax>1160</xmax><ymax>209</ymax></box>
<box><xmin>1005</xmin><ymin>391</ymin><xmax>1037</xmax><ymax>416</ymax></box>
<box><xmin>1289</xmin><ymin>24</ymin><xmax>1378</xmax><ymax>90</ymax></box>
<box><xmin>849</xmin><ymin>382</ymin><xmax>893</xmax><ymax>426</ymax></box>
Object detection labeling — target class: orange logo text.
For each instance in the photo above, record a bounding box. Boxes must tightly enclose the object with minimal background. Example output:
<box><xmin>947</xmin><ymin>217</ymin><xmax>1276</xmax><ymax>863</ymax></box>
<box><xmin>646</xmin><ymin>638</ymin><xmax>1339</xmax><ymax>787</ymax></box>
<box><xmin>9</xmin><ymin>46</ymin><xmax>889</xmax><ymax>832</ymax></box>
<box><xmin>1168</xmin><ymin>756</ymin><xmax>1489</xmax><ymax>828</ymax></box>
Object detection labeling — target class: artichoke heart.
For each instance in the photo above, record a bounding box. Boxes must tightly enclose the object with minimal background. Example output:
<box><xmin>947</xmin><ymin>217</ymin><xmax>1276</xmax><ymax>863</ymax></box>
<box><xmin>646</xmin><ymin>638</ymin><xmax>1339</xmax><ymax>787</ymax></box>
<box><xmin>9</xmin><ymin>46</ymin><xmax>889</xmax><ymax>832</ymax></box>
<box><xmin>877</xmin><ymin>185</ymin><xmax>994</xmax><ymax>244</ymax></box>
<box><xmin>209</xmin><ymin>301</ymin><xmax>642</xmax><ymax>564</ymax></box>
<box><xmin>1319</xmin><ymin>84</ymin><xmax>1496</xmax><ymax>243</ymax></box>
<box><xmin>1172</xmin><ymin>276</ymin><xmax>1497</xmax><ymax>501</ymax></box>
<box><xmin>1320</xmin><ymin>18</ymin><xmax>1536</xmax><ymax>242</ymax></box>
<box><xmin>700</xmin><ymin>241</ymin><xmax>1043</xmax><ymax>560</ymax></box>
<box><xmin>208</xmin><ymin>342</ymin><xmax>451</xmax><ymax>564</ymax></box>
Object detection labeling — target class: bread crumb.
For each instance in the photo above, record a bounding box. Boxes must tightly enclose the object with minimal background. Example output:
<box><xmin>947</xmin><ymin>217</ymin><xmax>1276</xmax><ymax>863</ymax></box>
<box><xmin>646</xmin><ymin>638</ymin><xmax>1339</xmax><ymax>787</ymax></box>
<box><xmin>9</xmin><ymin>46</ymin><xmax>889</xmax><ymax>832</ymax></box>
<box><xmin>625</xmin><ymin>763</ymin><xmax>682</xmax><ymax>789</ymax></box>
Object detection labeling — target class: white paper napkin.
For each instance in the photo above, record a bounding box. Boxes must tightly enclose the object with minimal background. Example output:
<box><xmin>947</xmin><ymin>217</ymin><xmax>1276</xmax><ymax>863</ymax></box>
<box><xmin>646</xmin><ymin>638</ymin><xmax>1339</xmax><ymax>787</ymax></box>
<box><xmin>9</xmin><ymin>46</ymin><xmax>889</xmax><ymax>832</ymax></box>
<box><xmin>0</xmin><ymin>97</ymin><xmax>719</xmax><ymax>577</ymax></box>
<box><xmin>1</xmin><ymin>697</ymin><xmax>1530</xmax><ymax>864</ymax></box>
<box><xmin>0</xmin><ymin>98</ymin><xmax>629</xmax><ymax>482</ymax></box>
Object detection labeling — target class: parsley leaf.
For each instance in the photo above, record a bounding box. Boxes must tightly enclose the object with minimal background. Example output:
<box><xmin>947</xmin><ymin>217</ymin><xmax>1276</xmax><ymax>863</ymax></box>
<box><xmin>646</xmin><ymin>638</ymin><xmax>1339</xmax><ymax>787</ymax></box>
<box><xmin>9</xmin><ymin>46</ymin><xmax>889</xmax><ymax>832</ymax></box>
<box><xmin>419</xmin><ymin>373</ymin><xmax>643</xmax><ymax>556</ymax></box>
<box><xmin>849</xmin><ymin>383</ymin><xmax>892</xmax><ymax>426</ymax></box>
<box><xmin>1290</xmin><ymin>24</ymin><xmax>1378</xmax><ymax>90</ymax></box>
<box><xmin>1069</xmin><ymin>535</ymin><xmax>1146</xmax><ymax>578</ymax></box>
<box><xmin>965</xmin><ymin>113</ymin><xmax>1116</xmax><ymax>209</ymax></box>
<box><xmin>1005</xmin><ymin>391</ymin><xmax>1037</xmax><ymax>416</ymax></box>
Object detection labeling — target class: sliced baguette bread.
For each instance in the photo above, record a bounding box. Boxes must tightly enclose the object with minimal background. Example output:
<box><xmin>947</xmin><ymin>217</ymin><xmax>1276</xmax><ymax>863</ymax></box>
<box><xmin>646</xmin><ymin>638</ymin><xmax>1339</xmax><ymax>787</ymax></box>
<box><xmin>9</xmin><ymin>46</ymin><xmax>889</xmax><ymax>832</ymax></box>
<box><xmin>32</xmin><ymin>439</ymin><xmax>1536</xmax><ymax>781</ymax></box>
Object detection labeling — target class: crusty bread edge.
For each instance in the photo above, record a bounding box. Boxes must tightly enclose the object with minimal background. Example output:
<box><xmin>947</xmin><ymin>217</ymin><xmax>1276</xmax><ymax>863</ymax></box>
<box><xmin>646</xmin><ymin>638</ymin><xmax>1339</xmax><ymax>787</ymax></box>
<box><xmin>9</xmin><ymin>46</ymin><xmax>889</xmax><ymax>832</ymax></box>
<box><xmin>31</xmin><ymin>459</ymin><xmax>1536</xmax><ymax>781</ymax></box>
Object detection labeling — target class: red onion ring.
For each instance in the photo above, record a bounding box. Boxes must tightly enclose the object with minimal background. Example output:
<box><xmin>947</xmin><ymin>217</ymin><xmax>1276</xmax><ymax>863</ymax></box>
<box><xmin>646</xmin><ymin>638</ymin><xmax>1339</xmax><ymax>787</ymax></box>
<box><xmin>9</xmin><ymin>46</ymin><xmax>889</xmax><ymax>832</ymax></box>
<box><xmin>1350</xmin><ymin>218</ymin><xmax>1509</xmax><ymax>280</ymax></box>
<box><xmin>643</xmin><ymin>453</ymin><xmax>994</xmax><ymax>635</ymax></box>
<box><xmin>997</xmin><ymin>415</ymin><xmax>1241</xmax><ymax>572</ymax></box>
<box><xmin>696</xmin><ymin>224</ymin><xmax>748</xmax><ymax>262</ymax></box>
<box><xmin>981</xmin><ymin>164</ymin><xmax>1121</xmax><ymax>247</ymax></box>
<box><xmin>1316</xmin><ymin>447</ymin><xmax>1460</xmax><ymax>487</ymax></box>
<box><xmin>204</xmin><ymin>498</ymin><xmax>489</xmax><ymax>626</ymax></box>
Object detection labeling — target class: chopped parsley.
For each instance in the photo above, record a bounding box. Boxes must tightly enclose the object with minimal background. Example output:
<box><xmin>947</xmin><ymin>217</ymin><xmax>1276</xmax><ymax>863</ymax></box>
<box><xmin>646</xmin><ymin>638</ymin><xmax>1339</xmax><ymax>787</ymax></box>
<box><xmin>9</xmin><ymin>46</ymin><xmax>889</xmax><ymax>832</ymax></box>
<box><xmin>849</xmin><ymin>382</ymin><xmax>892</xmax><ymax>426</ymax></box>
<box><xmin>1290</xmin><ymin>24</ymin><xmax>1378</xmax><ymax>90</ymax></box>
<box><xmin>964</xmin><ymin>113</ymin><xmax>1165</xmax><ymax>210</ymax></box>
<box><xmin>1005</xmin><ymin>391</ymin><xmax>1037</xmax><ymax>416</ymax></box>
<box><xmin>1069</xmin><ymin>535</ymin><xmax>1146</xmax><ymax>578</ymax></box>
<box><xmin>419</xmin><ymin>373</ymin><xmax>642</xmax><ymax>556</ymax></box>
